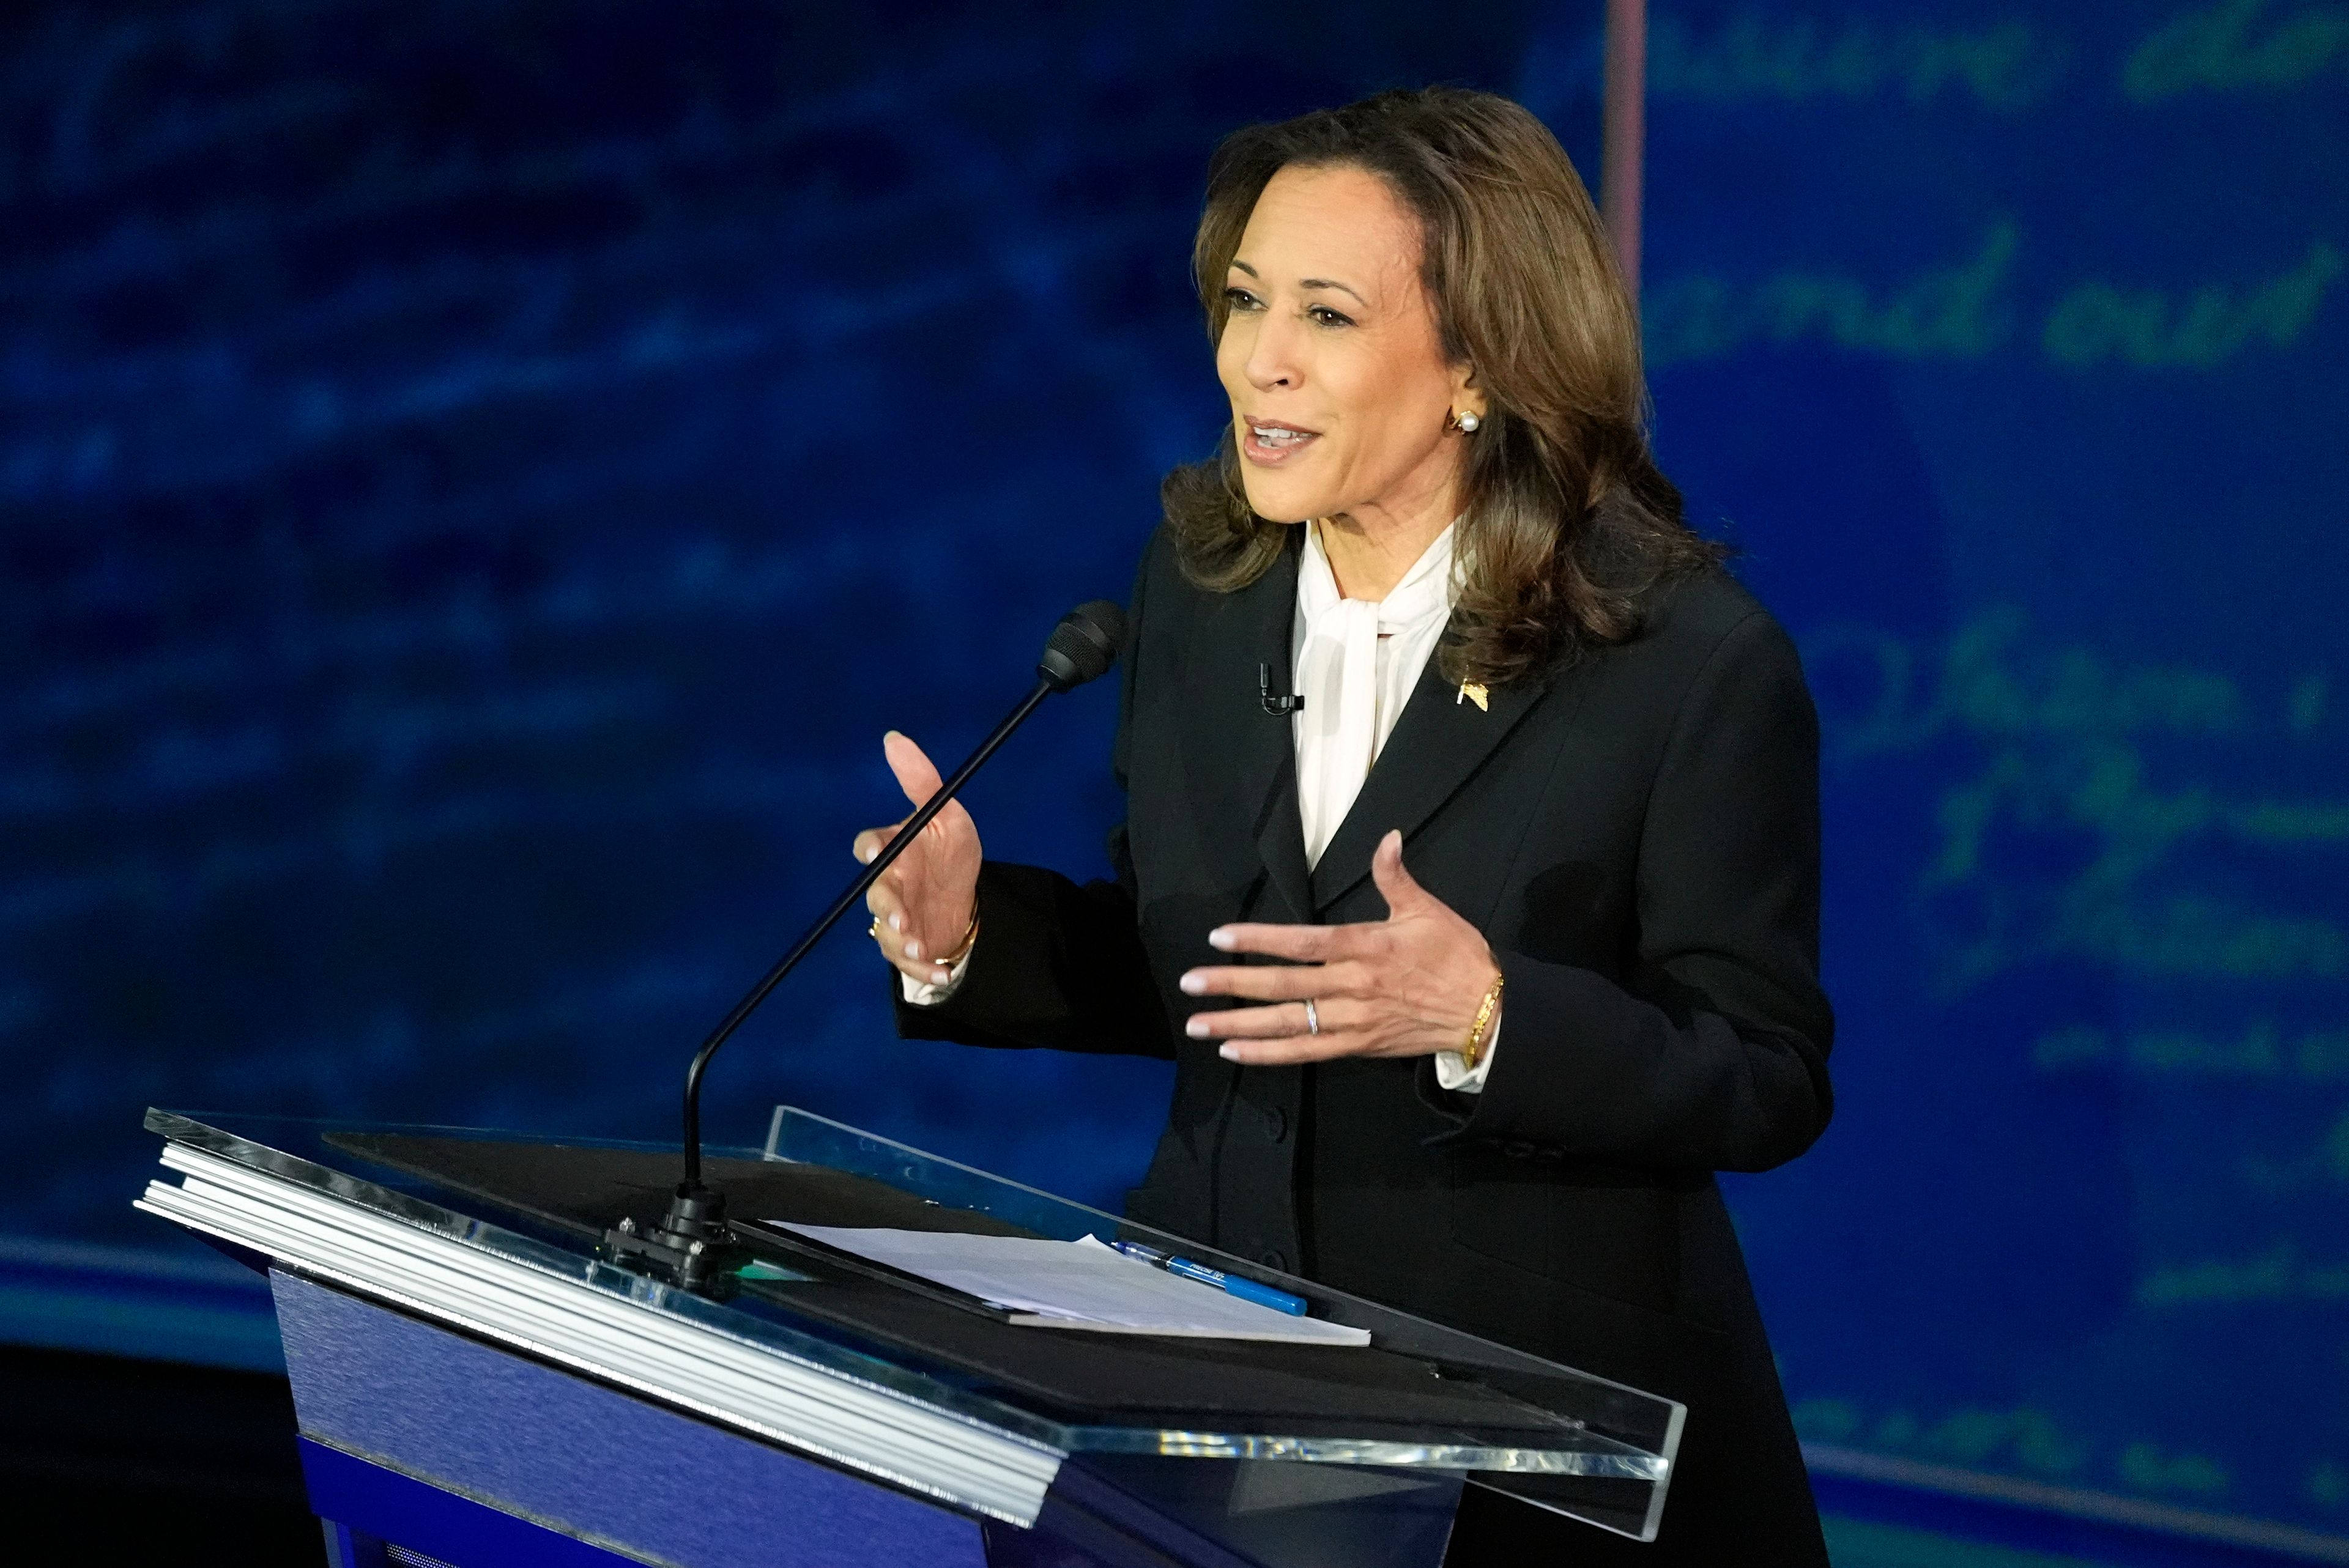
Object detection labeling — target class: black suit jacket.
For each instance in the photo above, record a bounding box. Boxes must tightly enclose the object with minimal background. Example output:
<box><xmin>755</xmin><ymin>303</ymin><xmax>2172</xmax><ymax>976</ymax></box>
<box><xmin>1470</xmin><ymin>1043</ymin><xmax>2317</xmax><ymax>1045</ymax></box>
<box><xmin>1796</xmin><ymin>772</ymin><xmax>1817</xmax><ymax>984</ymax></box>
<box><xmin>896</xmin><ymin>523</ymin><xmax>1834</xmax><ymax>1563</ymax></box>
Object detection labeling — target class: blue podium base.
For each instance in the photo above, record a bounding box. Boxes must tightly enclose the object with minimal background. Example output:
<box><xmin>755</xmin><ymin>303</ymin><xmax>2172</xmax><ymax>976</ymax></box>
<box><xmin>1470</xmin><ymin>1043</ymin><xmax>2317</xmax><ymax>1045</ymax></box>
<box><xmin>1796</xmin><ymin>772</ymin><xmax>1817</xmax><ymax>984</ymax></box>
<box><xmin>274</xmin><ymin>1269</ymin><xmax>989</xmax><ymax>1568</ymax></box>
<box><xmin>308</xmin><ymin>1438</ymin><xmax>647</xmax><ymax>1568</ymax></box>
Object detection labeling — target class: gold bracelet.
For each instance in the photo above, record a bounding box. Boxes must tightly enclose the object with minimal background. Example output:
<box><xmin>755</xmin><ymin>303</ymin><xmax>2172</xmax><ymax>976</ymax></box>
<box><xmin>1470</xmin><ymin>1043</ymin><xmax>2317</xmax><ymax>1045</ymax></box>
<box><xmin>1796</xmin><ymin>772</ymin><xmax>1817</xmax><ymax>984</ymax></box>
<box><xmin>1460</xmin><ymin>971</ymin><xmax>1504</xmax><ymax>1070</ymax></box>
<box><xmin>931</xmin><ymin>911</ymin><xmax>981</xmax><ymax>971</ymax></box>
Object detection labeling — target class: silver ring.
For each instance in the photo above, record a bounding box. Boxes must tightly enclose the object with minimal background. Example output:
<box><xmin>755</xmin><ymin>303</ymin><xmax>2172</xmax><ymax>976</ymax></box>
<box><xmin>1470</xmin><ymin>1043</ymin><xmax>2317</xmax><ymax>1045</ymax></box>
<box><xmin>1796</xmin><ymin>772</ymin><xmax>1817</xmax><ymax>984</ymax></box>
<box><xmin>1303</xmin><ymin>998</ymin><xmax>1320</xmax><ymax>1036</ymax></box>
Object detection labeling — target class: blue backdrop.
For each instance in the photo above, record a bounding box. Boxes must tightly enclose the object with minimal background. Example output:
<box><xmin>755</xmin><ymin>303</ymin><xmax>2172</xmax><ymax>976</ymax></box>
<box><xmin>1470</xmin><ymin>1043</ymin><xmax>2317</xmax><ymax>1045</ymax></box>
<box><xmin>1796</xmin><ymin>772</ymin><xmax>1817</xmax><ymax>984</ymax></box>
<box><xmin>5</xmin><ymin>0</ymin><xmax>2344</xmax><ymax>1548</ymax></box>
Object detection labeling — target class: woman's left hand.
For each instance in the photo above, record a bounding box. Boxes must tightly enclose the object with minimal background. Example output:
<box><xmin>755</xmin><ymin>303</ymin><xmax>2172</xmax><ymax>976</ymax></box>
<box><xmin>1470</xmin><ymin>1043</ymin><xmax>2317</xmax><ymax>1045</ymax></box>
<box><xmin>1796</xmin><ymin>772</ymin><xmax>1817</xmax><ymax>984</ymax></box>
<box><xmin>1181</xmin><ymin>829</ymin><xmax>1499</xmax><ymax>1064</ymax></box>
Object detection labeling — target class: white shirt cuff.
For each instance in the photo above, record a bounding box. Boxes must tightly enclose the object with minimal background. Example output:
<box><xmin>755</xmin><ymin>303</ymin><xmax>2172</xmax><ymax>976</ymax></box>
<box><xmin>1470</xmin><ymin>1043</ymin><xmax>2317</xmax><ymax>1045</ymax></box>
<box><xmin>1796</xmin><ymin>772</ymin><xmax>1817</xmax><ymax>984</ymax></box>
<box><xmin>1433</xmin><ymin>1016</ymin><xmax>1499</xmax><ymax>1093</ymax></box>
<box><xmin>899</xmin><ymin>947</ymin><xmax>974</xmax><ymax>1007</ymax></box>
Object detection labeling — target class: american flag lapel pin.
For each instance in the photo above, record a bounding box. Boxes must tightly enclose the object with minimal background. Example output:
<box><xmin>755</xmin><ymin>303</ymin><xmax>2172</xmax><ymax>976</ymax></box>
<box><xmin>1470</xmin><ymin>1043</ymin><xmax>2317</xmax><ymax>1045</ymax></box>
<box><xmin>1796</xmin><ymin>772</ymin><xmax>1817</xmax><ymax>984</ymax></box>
<box><xmin>1457</xmin><ymin>681</ymin><xmax>1489</xmax><ymax>711</ymax></box>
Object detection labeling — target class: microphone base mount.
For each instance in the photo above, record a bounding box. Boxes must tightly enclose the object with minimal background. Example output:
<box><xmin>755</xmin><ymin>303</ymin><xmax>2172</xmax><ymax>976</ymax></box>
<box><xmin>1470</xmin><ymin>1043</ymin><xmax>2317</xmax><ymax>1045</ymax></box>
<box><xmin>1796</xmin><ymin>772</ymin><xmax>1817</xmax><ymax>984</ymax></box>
<box><xmin>601</xmin><ymin>1182</ymin><xmax>745</xmax><ymax>1295</ymax></box>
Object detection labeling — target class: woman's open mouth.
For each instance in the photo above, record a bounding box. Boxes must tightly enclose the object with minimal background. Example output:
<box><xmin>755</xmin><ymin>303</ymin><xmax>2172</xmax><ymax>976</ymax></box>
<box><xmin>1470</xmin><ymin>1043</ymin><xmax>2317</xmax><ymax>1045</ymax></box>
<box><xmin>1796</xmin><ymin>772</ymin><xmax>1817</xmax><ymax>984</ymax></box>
<box><xmin>1239</xmin><ymin>416</ymin><xmax>1321</xmax><ymax>465</ymax></box>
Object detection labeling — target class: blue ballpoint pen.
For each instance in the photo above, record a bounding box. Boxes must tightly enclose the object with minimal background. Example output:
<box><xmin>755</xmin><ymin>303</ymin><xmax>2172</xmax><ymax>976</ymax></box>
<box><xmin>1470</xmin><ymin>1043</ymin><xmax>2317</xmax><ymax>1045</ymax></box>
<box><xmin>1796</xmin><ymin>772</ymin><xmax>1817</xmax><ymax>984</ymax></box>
<box><xmin>1110</xmin><ymin>1240</ymin><xmax>1308</xmax><ymax>1315</ymax></box>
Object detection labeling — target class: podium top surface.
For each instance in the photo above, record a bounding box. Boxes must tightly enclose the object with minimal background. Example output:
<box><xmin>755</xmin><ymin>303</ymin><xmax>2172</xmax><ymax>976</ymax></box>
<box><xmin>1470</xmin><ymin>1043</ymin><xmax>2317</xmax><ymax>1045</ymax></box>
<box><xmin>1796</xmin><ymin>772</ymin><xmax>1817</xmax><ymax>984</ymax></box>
<box><xmin>140</xmin><ymin>1106</ymin><xmax>1682</xmax><ymax>1539</ymax></box>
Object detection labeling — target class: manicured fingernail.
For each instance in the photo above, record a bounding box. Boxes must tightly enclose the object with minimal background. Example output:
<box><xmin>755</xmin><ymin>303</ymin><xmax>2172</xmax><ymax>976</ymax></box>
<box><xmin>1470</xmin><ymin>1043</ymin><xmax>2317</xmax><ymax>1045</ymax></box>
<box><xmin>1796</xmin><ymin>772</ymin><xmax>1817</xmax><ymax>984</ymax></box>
<box><xmin>933</xmin><ymin>969</ymin><xmax>950</xmax><ymax>983</ymax></box>
<box><xmin>1218</xmin><ymin>1043</ymin><xmax>1241</xmax><ymax>1060</ymax></box>
<box><xmin>1179</xmin><ymin>971</ymin><xmax>1204</xmax><ymax>995</ymax></box>
<box><xmin>1186</xmin><ymin>1016</ymin><xmax>1209</xmax><ymax>1037</ymax></box>
<box><xmin>858</xmin><ymin>845</ymin><xmax>874</xmax><ymax>864</ymax></box>
<box><xmin>888</xmin><ymin>913</ymin><xmax>902</xmax><ymax>931</ymax></box>
<box><xmin>1208</xmin><ymin>928</ymin><xmax>1234</xmax><ymax>951</ymax></box>
<box><xmin>904</xmin><ymin>939</ymin><xmax>922</xmax><ymax>960</ymax></box>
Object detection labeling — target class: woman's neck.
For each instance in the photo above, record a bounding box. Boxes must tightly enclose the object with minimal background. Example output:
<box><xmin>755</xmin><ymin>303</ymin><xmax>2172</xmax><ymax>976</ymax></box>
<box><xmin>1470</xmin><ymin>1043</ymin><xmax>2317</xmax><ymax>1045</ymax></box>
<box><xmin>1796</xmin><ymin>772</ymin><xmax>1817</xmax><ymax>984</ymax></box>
<box><xmin>1317</xmin><ymin>496</ymin><xmax>1457</xmax><ymax>601</ymax></box>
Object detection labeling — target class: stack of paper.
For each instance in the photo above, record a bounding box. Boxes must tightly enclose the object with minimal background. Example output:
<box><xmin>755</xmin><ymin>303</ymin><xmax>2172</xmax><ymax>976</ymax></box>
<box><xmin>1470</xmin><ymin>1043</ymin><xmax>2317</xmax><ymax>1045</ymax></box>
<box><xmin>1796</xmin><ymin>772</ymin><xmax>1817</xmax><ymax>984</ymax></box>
<box><xmin>774</xmin><ymin>1226</ymin><xmax>1370</xmax><ymax>1347</ymax></box>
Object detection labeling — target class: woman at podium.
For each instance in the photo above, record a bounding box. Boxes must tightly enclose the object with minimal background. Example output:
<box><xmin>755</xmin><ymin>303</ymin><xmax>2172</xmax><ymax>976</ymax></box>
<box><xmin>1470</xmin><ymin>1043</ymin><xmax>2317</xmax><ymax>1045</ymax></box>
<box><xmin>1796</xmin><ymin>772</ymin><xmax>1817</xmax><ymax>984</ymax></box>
<box><xmin>857</xmin><ymin>88</ymin><xmax>1832</xmax><ymax>1567</ymax></box>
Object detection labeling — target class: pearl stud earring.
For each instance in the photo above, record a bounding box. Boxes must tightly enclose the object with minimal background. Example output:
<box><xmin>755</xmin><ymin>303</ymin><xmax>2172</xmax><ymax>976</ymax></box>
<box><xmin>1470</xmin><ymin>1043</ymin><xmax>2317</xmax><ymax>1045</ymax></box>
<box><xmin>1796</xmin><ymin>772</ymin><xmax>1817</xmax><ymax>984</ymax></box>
<box><xmin>1449</xmin><ymin>410</ymin><xmax>1482</xmax><ymax>434</ymax></box>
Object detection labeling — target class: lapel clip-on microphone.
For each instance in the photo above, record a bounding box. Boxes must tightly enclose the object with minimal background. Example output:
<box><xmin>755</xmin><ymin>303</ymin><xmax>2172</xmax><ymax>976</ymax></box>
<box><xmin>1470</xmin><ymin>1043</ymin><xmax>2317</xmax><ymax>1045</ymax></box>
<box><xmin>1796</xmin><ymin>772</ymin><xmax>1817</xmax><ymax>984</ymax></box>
<box><xmin>603</xmin><ymin>599</ymin><xmax>1130</xmax><ymax>1293</ymax></box>
<box><xmin>1258</xmin><ymin>662</ymin><xmax>1304</xmax><ymax>716</ymax></box>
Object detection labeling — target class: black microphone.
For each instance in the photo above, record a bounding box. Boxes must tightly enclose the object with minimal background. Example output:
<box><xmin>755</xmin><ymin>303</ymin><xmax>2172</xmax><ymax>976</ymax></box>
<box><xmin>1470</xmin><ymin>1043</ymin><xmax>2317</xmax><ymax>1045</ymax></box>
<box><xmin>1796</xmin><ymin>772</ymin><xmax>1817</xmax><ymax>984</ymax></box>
<box><xmin>1259</xmin><ymin>662</ymin><xmax>1304</xmax><ymax>715</ymax></box>
<box><xmin>604</xmin><ymin>600</ymin><xmax>1129</xmax><ymax>1292</ymax></box>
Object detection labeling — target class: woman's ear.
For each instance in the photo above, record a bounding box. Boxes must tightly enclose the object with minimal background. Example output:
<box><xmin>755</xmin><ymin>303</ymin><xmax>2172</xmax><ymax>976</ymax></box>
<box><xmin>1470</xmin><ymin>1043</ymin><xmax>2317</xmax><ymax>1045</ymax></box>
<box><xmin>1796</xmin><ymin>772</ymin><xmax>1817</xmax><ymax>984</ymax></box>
<box><xmin>1450</xmin><ymin>363</ymin><xmax>1486</xmax><ymax>424</ymax></box>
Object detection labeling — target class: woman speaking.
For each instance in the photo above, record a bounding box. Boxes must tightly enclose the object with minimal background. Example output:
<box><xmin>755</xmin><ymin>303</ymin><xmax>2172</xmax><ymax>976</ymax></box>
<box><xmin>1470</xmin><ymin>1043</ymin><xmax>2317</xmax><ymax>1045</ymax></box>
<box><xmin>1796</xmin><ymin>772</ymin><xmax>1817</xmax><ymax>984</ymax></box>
<box><xmin>856</xmin><ymin>89</ymin><xmax>1833</xmax><ymax>1565</ymax></box>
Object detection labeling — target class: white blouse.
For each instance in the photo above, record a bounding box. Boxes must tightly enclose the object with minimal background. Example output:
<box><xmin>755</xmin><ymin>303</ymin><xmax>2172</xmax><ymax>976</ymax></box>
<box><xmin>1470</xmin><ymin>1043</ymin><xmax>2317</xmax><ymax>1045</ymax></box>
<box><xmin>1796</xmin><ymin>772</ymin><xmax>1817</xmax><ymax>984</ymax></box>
<box><xmin>907</xmin><ymin>520</ymin><xmax>1496</xmax><ymax>1093</ymax></box>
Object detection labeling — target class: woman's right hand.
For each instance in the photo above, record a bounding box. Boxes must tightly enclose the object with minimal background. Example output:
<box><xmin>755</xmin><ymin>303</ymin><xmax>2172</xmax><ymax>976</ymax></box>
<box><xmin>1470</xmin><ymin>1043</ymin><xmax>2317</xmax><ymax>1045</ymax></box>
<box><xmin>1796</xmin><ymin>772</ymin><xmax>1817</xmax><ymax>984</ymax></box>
<box><xmin>855</xmin><ymin>731</ymin><xmax>982</xmax><ymax>989</ymax></box>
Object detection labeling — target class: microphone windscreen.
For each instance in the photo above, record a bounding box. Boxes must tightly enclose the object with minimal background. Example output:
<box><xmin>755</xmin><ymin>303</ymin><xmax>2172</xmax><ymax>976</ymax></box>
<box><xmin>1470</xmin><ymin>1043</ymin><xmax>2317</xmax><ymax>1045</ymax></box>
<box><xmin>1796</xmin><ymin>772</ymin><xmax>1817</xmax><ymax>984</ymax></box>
<box><xmin>1037</xmin><ymin>599</ymin><xmax>1129</xmax><ymax>691</ymax></box>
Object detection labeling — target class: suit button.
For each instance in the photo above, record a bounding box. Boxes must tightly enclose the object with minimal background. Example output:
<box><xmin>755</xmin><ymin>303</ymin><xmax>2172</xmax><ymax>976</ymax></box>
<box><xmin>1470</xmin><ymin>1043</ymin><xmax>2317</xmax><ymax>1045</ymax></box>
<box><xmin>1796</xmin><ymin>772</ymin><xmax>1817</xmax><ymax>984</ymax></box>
<box><xmin>1263</xmin><ymin>1106</ymin><xmax>1288</xmax><ymax>1142</ymax></box>
<box><xmin>1260</xmin><ymin>1250</ymin><xmax>1289</xmax><ymax>1273</ymax></box>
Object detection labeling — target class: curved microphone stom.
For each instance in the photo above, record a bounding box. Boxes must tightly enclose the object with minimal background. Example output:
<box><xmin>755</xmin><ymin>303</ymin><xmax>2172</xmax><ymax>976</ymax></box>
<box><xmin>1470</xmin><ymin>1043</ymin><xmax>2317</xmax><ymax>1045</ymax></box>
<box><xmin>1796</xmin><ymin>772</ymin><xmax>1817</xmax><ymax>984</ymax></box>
<box><xmin>605</xmin><ymin>599</ymin><xmax>1129</xmax><ymax>1292</ymax></box>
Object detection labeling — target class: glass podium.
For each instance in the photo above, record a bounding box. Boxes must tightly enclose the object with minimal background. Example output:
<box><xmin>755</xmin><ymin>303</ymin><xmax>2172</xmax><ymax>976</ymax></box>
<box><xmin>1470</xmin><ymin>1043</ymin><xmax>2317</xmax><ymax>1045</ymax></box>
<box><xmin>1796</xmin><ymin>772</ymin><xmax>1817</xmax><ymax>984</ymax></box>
<box><xmin>137</xmin><ymin>1106</ymin><xmax>1683</xmax><ymax>1567</ymax></box>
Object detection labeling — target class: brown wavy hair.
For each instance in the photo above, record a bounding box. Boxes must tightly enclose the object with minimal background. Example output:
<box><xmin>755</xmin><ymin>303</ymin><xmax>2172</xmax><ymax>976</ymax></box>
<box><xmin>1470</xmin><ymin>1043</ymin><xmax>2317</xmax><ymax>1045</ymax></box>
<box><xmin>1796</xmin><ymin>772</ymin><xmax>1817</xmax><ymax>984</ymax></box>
<box><xmin>1164</xmin><ymin>87</ymin><xmax>1722</xmax><ymax>686</ymax></box>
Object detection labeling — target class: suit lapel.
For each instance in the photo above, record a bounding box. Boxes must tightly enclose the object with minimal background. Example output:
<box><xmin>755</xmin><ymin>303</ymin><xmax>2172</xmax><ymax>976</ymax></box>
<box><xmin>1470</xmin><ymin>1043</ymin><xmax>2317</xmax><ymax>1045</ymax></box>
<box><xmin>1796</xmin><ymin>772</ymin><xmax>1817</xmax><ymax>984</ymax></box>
<box><xmin>1307</xmin><ymin>654</ymin><xmax>1552</xmax><ymax>912</ymax></box>
<box><xmin>1254</xmin><ymin>760</ymin><xmax>1314</xmax><ymax>923</ymax></box>
<box><xmin>1184</xmin><ymin>532</ymin><xmax>1313</xmax><ymax>923</ymax></box>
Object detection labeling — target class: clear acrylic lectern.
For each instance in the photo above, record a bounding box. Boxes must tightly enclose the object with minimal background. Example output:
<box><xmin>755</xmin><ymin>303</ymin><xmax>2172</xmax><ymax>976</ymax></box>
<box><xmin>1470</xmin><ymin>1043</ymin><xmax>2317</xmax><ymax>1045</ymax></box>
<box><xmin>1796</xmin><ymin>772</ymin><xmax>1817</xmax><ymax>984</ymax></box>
<box><xmin>137</xmin><ymin>1106</ymin><xmax>1682</xmax><ymax>1567</ymax></box>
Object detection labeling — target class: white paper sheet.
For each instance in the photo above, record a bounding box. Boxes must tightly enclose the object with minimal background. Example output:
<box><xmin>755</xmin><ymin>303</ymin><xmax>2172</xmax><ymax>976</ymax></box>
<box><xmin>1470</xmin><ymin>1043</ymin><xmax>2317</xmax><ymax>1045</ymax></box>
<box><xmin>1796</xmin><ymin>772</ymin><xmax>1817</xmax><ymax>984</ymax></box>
<box><xmin>771</xmin><ymin>1225</ymin><xmax>1370</xmax><ymax>1347</ymax></box>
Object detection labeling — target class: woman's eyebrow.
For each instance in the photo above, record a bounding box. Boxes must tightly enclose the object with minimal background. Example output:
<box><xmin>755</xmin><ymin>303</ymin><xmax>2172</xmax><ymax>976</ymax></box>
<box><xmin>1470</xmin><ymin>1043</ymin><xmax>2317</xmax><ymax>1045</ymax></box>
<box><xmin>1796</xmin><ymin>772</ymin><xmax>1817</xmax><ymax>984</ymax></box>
<box><xmin>1227</xmin><ymin>258</ymin><xmax>1368</xmax><ymax>308</ymax></box>
<box><xmin>1299</xmin><ymin>276</ymin><xmax>1368</xmax><ymax>306</ymax></box>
